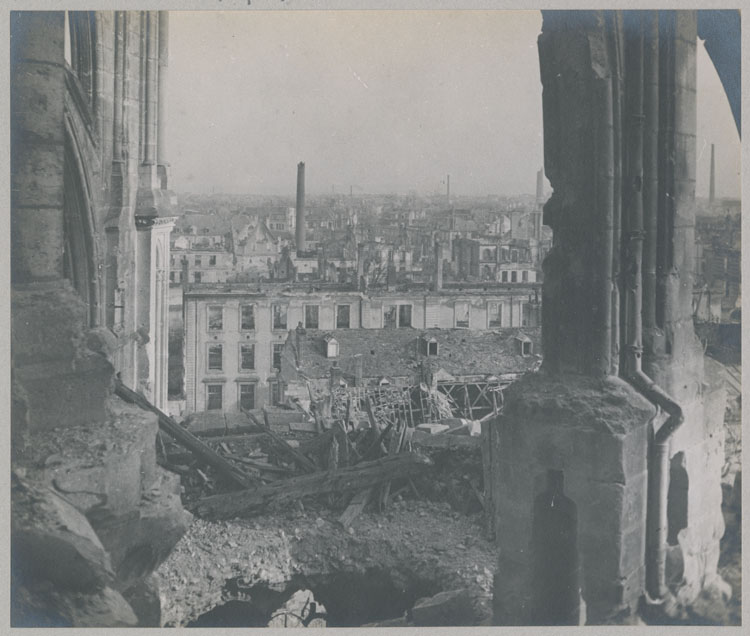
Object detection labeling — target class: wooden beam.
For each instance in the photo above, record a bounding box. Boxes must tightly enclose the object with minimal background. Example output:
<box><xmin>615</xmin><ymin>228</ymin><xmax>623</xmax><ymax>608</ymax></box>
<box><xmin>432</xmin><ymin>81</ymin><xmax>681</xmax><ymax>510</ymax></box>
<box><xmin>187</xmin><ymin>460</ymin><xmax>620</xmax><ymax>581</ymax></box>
<box><xmin>114</xmin><ymin>380</ymin><xmax>259</xmax><ymax>490</ymax></box>
<box><xmin>339</xmin><ymin>487</ymin><xmax>373</xmax><ymax>528</ymax></box>
<box><xmin>246</xmin><ymin>409</ymin><xmax>318</xmax><ymax>473</ymax></box>
<box><xmin>194</xmin><ymin>452</ymin><xmax>433</xmax><ymax>518</ymax></box>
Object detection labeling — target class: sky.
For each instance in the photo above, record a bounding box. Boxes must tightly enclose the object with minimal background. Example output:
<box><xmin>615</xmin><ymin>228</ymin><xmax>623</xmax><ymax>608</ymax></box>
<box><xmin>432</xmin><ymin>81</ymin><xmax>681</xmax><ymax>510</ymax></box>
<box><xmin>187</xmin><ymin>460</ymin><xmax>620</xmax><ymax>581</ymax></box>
<box><xmin>167</xmin><ymin>10</ymin><xmax>740</xmax><ymax>199</ymax></box>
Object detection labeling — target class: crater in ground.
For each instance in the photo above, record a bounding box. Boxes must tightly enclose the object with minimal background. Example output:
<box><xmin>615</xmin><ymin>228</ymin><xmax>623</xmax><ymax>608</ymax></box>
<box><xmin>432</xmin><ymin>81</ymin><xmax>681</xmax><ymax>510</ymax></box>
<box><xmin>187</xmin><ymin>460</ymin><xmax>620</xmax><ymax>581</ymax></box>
<box><xmin>156</xmin><ymin>499</ymin><xmax>494</xmax><ymax>627</ymax></box>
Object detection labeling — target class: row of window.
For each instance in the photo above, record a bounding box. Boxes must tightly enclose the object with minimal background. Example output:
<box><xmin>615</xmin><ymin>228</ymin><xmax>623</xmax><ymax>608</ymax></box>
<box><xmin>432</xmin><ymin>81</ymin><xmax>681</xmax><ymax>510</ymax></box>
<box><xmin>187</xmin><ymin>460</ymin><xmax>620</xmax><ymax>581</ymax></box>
<box><xmin>500</xmin><ymin>270</ymin><xmax>530</xmax><ymax>283</ymax></box>
<box><xmin>206</xmin><ymin>304</ymin><xmax>352</xmax><ymax>332</ymax></box>
<box><xmin>207</xmin><ymin>342</ymin><xmax>285</xmax><ymax>373</ymax></box>
<box><xmin>206</xmin><ymin>381</ymin><xmax>283</xmax><ymax>411</ymax></box>
<box><xmin>202</xmin><ymin>300</ymin><xmax>521</xmax><ymax>333</ymax></box>
<box><xmin>171</xmin><ymin>255</ymin><xmax>219</xmax><ymax>267</ymax></box>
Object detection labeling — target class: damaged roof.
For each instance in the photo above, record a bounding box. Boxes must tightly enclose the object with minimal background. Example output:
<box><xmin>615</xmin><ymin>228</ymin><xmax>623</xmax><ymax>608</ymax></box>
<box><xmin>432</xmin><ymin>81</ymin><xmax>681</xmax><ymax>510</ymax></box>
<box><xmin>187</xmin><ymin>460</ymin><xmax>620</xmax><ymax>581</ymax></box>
<box><xmin>282</xmin><ymin>327</ymin><xmax>542</xmax><ymax>383</ymax></box>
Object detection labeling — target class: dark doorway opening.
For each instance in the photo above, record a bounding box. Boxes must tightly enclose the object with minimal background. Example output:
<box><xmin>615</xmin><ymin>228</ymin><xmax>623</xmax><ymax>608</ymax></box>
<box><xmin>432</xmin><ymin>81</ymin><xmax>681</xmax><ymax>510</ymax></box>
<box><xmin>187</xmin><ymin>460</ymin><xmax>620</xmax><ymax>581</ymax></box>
<box><xmin>530</xmin><ymin>469</ymin><xmax>580</xmax><ymax>625</ymax></box>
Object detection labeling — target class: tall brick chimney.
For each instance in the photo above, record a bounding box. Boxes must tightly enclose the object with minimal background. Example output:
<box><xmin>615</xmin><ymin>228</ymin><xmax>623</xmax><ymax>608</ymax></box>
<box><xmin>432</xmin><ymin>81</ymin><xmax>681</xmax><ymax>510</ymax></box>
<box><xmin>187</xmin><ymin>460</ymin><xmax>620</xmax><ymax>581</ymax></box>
<box><xmin>296</xmin><ymin>161</ymin><xmax>306</xmax><ymax>252</ymax></box>
<box><xmin>433</xmin><ymin>241</ymin><xmax>443</xmax><ymax>291</ymax></box>
<box><xmin>357</xmin><ymin>242</ymin><xmax>366</xmax><ymax>291</ymax></box>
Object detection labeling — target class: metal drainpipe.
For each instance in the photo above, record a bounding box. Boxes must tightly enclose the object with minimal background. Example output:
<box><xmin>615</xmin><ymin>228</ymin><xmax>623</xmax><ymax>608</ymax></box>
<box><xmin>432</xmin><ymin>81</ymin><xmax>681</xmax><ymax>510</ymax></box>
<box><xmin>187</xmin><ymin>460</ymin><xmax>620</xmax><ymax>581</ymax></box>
<box><xmin>621</xmin><ymin>12</ymin><xmax>684</xmax><ymax>603</ymax></box>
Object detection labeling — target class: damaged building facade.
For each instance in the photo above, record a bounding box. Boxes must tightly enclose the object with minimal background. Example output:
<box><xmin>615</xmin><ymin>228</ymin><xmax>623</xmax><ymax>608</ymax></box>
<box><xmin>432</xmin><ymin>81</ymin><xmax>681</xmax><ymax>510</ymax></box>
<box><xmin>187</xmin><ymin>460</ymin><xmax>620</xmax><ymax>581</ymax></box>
<box><xmin>11</xmin><ymin>11</ymin><xmax>189</xmax><ymax>626</ymax></box>
<box><xmin>181</xmin><ymin>282</ymin><xmax>541</xmax><ymax>417</ymax></box>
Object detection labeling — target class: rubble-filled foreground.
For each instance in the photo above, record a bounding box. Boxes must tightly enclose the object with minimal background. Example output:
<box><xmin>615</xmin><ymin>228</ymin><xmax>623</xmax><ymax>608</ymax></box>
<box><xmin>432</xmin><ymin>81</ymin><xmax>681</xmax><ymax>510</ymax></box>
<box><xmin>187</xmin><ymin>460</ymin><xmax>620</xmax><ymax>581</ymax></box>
<box><xmin>155</xmin><ymin>501</ymin><xmax>494</xmax><ymax>627</ymax></box>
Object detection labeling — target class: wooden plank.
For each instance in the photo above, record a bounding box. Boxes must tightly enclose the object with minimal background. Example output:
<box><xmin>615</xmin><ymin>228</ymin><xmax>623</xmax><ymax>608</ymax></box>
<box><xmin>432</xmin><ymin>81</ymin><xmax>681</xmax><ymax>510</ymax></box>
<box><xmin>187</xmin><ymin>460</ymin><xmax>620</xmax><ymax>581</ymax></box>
<box><xmin>195</xmin><ymin>425</ymin><xmax>261</xmax><ymax>438</ymax></box>
<box><xmin>339</xmin><ymin>487</ymin><xmax>373</xmax><ymax>528</ymax></box>
<box><xmin>194</xmin><ymin>452</ymin><xmax>433</xmax><ymax>518</ymax></box>
<box><xmin>463</xmin><ymin>383</ymin><xmax>472</xmax><ymax>420</ymax></box>
<box><xmin>245</xmin><ymin>409</ymin><xmax>318</xmax><ymax>473</ymax></box>
<box><xmin>114</xmin><ymin>380</ymin><xmax>259</xmax><ymax>490</ymax></box>
<box><xmin>289</xmin><ymin>421</ymin><xmax>319</xmax><ymax>433</ymax></box>
<box><xmin>364</xmin><ymin>397</ymin><xmax>381</xmax><ymax>432</ymax></box>
<box><xmin>223</xmin><ymin>454</ymin><xmax>294</xmax><ymax>474</ymax></box>
<box><xmin>411</xmin><ymin>429</ymin><xmax>481</xmax><ymax>449</ymax></box>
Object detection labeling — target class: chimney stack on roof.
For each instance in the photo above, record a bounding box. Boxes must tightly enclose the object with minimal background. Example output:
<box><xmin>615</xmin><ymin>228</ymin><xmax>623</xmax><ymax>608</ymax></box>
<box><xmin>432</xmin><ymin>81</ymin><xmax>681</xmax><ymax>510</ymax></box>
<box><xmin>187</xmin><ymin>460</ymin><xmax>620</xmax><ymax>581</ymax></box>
<box><xmin>295</xmin><ymin>161</ymin><xmax>306</xmax><ymax>252</ymax></box>
<box><xmin>433</xmin><ymin>241</ymin><xmax>443</xmax><ymax>291</ymax></box>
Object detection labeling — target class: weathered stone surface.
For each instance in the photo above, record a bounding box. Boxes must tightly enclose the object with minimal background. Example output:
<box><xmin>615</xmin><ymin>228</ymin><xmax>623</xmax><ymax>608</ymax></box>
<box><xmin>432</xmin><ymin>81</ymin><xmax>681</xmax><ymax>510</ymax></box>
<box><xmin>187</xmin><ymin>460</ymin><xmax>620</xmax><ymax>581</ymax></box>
<box><xmin>92</xmin><ymin>470</ymin><xmax>192</xmax><ymax>586</ymax></box>
<box><xmin>490</xmin><ymin>372</ymin><xmax>652</xmax><ymax>624</ymax></box>
<box><xmin>13</xmin><ymin>394</ymin><xmax>190</xmax><ymax>627</ymax></box>
<box><xmin>123</xmin><ymin>573</ymin><xmax>162</xmax><ymax>627</ymax></box>
<box><xmin>410</xmin><ymin>588</ymin><xmax>476</xmax><ymax>626</ymax></box>
<box><xmin>12</xmin><ymin>285</ymin><xmax>114</xmax><ymax>432</ymax></box>
<box><xmin>11</xmin><ymin>472</ymin><xmax>115</xmax><ymax>592</ymax></box>
<box><xmin>12</xmin><ymin>582</ymin><xmax>138</xmax><ymax>627</ymax></box>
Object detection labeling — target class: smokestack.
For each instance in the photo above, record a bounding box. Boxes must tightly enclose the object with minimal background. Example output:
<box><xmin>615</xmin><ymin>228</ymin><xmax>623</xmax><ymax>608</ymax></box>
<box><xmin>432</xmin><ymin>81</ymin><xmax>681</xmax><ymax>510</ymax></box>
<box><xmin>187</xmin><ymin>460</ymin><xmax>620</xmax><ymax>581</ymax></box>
<box><xmin>536</xmin><ymin>168</ymin><xmax>544</xmax><ymax>204</ymax></box>
<box><xmin>296</xmin><ymin>162</ymin><xmax>306</xmax><ymax>252</ymax></box>
<box><xmin>709</xmin><ymin>144</ymin><xmax>715</xmax><ymax>205</ymax></box>
<box><xmin>446</xmin><ymin>174</ymin><xmax>451</xmax><ymax>205</ymax></box>
<box><xmin>357</xmin><ymin>243</ymin><xmax>365</xmax><ymax>290</ymax></box>
<box><xmin>433</xmin><ymin>241</ymin><xmax>443</xmax><ymax>291</ymax></box>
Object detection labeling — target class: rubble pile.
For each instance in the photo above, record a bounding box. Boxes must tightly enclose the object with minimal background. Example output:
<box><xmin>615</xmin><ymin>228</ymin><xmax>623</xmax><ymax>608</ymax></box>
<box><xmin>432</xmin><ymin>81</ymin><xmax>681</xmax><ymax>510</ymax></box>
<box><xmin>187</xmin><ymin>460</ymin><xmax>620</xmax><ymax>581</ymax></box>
<box><xmin>155</xmin><ymin>499</ymin><xmax>494</xmax><ymax>627</ymax></box>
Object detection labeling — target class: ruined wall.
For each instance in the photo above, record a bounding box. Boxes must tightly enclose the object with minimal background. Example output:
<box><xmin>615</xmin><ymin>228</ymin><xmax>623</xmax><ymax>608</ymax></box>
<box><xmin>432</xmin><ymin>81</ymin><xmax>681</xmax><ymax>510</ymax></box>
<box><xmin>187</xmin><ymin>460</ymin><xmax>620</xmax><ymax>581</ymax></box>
<box><xmin>487</xmin><ymin>10</ymin><xmax>728</xmax><ymax>624</ymax></box>
<box><xmin>11</xmin><ymin>11</ymin><xmax>188</xmax><ymax>626</ymax></box>
<box><xmin>490</xmin><ymin>374</ymin><xmax>654</xmax><ymax>623</ymax></box>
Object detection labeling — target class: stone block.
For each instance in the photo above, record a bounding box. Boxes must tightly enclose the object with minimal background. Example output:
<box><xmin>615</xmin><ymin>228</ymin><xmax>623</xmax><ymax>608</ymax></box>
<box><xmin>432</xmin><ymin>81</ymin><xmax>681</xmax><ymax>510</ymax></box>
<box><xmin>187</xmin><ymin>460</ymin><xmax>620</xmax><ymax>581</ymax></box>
<box><xmin>16</xmin><ymin>354</ymin><xmax>113</xmax><ymax>432</ymax></box>
<box><xmin>493</xmin><ymin>557</ymin><xmax>532</xmax><ymax>625</ymax></box>
<box><xmin>620</xmin><ymin>471</ymin><xmax>647</xmax><ymax>532</ymax></box>
<box><xmin>11</xmin><ymin>472</ymin><xmax>115</xmax><ymax>592</ymax></box>
<box><xmin>90</xmin><ymin>469</ymin><xmax>191</xmax><ymax>587</ymax></box>
<box><xmin>11</xmin><ymin>285</ymin><xmax>87</xmax><ymax>366</ymax></box>
<box><xmin>11</xmin><ymin>207</ymin><xmax>65</xmax><ymax>282</ymax></box>
<box><xmin>11</xmin><ymin>142</ymin><xmax>65</xmax><ymax>209</ymax></box>
<box><xmin>11</xmin><ymin>61</ymin><xmax>66</xmax><ymax>142</ymax></box>
<box><xmin>10</xmin><ymin>12</ymin><xmax>65</xmax><ymax>64</ymax></box>
<box><xmin>579</xmin><ymin>531</ymin><xmax>622</xmax><ymax>586</ymax></box>
<box><xmin>577</xmin><ymin>482</ymin><xmax>626</xmax><ymax>539</ymax></box>
<box><xmin>622</xmin><ymin>423</ymin><xmax>648</xmax><ymax>478</ymax></box>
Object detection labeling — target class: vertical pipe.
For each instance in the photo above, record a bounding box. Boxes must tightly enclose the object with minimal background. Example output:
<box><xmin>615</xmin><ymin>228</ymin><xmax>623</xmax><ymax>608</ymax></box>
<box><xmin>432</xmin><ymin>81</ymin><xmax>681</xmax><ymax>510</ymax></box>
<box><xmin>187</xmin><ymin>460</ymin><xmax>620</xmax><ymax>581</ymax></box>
<box><xmin>624</xmin><ymin>11</ymin><xmax>645</xmax><ymax>377</ymax></box>
<box><xmin>642</xmin><ymin>12</ymin><xmax>659</xmax><ymax>344</ymax></box>
<box><xmin>144</xmin><ymin>12</ymin><xmax>157</xmax><ymax>165</ymax></box>
<box><xmin>608</xmin><ymin>11</ymin><xmax>624</xmax><ymax>376</ymax></box>
<box><xmin>112</xmin><ymin>11</ymin><xmax>125</xmax><ymax>160</ymax></box>
<box><xmin>593</xmin><ymin>73</ymin><xmax>615</xmax><ymax>376</ymax></box>
<box><xmin>157</xmin><ymin>11</ymin><xmax>169</xmax><ymax>167</ymax></box>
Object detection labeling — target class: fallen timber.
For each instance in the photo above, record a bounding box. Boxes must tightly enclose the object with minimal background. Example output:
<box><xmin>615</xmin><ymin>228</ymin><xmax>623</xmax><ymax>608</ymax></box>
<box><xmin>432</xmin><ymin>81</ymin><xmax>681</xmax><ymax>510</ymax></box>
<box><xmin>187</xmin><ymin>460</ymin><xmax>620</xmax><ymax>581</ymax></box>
<box><xmin>243</xmin><ymin>409</ymin><xmax>318</xmax><ymax>473</ymax></box>
<box><xmin>193</xmin><ymin>452</ymin><xmax>434</xmax><ymax>519</ymax></box>
<box><xmin>114</xmin><ymin>379</ymin><xmax>260</xmax><ymax>490</ymax></box>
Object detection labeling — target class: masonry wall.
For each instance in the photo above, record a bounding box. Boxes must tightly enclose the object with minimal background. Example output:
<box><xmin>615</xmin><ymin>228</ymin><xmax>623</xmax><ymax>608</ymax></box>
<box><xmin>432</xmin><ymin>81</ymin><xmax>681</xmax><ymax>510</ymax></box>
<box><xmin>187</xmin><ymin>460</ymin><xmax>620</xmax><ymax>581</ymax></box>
<box><xmin>490</xmin><ymin>374</ymin><xmax>654</xmax><ymax>624</ymax></box>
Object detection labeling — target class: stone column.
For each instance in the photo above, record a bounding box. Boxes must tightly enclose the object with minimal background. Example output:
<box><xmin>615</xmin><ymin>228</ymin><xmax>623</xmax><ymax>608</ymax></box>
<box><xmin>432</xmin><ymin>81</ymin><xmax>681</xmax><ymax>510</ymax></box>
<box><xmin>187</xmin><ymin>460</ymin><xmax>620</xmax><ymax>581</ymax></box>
<box><xmin>488</xmin><ymin>10</ymin><xmax>726</xmax><ymax>624</ymax></box>
<box><xmin>156</xmin><ymin>11</ymin><xmax>169</xmax><ymax>189</ymax></box>
<box><xmin>11</xmin><ymin>11</ymin><xmax>66</xmax><ymax>284</ymax></box>
<box><xmin>150</xmin><ymin>217</ymin><xmax>176</xmax><ymax>411</ymax></box>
